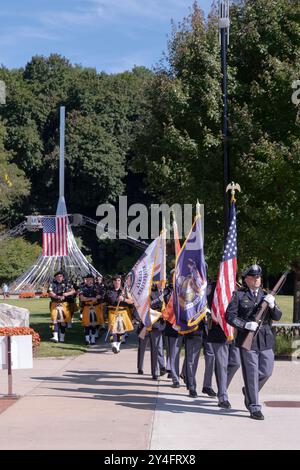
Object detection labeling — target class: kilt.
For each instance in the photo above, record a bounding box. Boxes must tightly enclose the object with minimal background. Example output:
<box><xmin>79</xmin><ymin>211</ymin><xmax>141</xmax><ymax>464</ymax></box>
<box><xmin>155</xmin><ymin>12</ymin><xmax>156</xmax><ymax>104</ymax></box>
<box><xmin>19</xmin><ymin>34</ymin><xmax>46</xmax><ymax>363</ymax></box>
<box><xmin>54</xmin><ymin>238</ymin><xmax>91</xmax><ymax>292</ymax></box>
<box><xmin>81</xmin><ymin>301</ymin><xmax>104</xmax><ymax>327</ymax></box>
<box><xmin>50</xmin><ymin>301</ymin><xmax>72</xmax><ymax>323</ymax></box>
<box><xmin>108</xmin><ymin>306</ymin><xmax>134</xmax><ymax>334</ymax></box>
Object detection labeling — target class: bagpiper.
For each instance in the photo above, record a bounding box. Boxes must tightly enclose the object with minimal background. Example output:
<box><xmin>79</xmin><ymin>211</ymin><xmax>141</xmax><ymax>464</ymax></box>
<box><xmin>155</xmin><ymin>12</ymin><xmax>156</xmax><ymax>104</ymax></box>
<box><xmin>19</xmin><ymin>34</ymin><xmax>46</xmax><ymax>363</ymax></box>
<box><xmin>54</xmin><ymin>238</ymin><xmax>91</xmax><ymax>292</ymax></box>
<box><xmin>94</xmin><ymin>274</ymin><xmax>106</xmax><ymax>334</ymax></box>
<box><xmin>48</xmin><ymin>271</ymin><xmax>76</xmax><ymax>343</ymax></box>
<box><xmin>79</xmin><ymin>273</ymin><xmax>103</xmax><ymax>345</ymax></box>
<box><xmin>105</xmin><ymin>274</ymin><xmax>134</xmax><ymax>354</ymax></box>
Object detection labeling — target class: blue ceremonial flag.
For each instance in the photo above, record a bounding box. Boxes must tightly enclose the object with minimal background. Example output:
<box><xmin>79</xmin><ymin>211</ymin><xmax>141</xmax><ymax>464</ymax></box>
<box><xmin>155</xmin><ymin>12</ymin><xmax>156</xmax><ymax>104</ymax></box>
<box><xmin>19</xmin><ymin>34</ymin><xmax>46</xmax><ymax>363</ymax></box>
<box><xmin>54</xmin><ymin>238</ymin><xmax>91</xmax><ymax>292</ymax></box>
<box><xmin>173</xmin><ymin>213</ymin><xmax>208</xmax><ymax>333</ymax></box>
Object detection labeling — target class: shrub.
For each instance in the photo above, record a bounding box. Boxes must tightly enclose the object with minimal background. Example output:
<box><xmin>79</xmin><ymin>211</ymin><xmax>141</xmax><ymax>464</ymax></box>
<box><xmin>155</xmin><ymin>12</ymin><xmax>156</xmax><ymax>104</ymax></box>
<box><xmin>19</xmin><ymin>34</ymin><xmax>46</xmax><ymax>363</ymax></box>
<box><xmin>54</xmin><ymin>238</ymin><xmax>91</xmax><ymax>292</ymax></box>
<box><xmin>19</xmin><ymin>293</ymin><xmax>35</xmax><ymax>298</ymax></box>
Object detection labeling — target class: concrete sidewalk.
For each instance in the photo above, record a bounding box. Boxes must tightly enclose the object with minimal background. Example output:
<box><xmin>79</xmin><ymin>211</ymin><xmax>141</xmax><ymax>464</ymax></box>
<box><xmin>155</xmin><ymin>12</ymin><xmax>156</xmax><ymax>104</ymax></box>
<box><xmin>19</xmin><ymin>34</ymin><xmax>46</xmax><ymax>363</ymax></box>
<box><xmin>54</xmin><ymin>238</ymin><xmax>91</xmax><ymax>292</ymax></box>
<box><xmin>0</xmin><ymin>336</ymin><xmax>299</xmax><ymax>450</ymax></box>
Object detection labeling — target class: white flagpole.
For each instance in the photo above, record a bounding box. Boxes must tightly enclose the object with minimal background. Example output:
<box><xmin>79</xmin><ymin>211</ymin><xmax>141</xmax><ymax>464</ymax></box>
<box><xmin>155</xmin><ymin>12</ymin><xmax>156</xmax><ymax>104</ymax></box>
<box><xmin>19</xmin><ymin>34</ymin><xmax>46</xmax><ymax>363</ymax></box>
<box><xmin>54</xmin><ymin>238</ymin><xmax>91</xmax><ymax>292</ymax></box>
<box><xmin>56</xmin><ymin>106</ymin><xmax>67</xmax><ymax>216</ymax></box>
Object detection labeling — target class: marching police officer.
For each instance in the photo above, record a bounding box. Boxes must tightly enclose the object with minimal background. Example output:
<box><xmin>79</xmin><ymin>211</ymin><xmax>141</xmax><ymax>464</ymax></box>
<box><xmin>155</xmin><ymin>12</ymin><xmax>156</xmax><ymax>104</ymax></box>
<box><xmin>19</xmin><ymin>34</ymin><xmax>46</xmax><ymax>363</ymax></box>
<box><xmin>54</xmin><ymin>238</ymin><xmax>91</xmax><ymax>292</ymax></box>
<box><xmin>181</xmin><ymin>324</ymin><xmax>206</xmax><ymax>398</ymax></box>
<box><xmin>164</xmin><ymin>319</ymin><xmax>183</xmax><ymax>388</ymax></box>
<box><xmin>148</xmin><ymin>284</ymin><xmax>167</xmax><ymax>379</ymax></box>
<box><xmin>206</xmin><ymin>281</ymin><xmax>240</xmax><ymax>408</ymax></box>
<box><xmin>206</xmin><ymin>321</ymin><xmax>240</xmax><ymax>408</ymax></box>
<box><xmin>225</xmin><ymin>264</ymin><xmax>282</xmax><ymax>420</ymax></box>
<box><xmin>136</xmin><ymin>320</ymin><xmax>150</xmax><ymax>375</ymax></box>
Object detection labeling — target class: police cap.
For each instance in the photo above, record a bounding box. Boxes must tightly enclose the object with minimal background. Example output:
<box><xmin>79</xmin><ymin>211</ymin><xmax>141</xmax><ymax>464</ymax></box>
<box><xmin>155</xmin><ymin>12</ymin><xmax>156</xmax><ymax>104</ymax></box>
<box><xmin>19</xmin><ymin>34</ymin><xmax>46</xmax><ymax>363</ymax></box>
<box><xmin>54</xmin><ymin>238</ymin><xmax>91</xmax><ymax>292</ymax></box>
<box><xmin>242</xmin><ymin>264</ymin><xmax>262</xmax><ymax>277</ymax></box>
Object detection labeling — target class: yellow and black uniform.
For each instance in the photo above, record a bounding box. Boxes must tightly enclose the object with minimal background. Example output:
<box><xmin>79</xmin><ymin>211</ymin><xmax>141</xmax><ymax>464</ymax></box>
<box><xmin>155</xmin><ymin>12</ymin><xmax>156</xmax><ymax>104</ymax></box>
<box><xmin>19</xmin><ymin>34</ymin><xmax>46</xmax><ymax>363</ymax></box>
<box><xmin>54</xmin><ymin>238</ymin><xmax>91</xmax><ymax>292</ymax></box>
<box><xmin>105</xmin><ymin>288</ymin><xmax>134</xmax><ymax>351</ymax></box>
<box><xmin>48</xmin><ymin>277</ymin><xmax>75</xmax><ymax>343</ymax></box>
<box><xmin>95</xmin><ymin>282</ymin><xmax>106</xmax><ymax>328</ymax></box>
<box><xmin>80</xmin><ymin>284</ymin><xmax>104</xmax><ymax>327</ymax></box>
<box><xmin>48</xmin><ymin>279</ymin><xmax>73</xmax><ymax>323</ymax></box>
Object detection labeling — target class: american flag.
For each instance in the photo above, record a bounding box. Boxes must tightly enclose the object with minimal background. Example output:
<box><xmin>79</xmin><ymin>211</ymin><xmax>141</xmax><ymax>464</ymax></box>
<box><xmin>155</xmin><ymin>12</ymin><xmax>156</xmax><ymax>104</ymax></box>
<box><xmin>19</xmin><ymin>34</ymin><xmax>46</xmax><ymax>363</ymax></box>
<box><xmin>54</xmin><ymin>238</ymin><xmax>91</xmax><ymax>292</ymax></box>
<box><xmin>42</xmin><ymin>216</ymin><xmax>68</xmax><ymax>257</ymax></box>
<box><xmin>211</xmin><ymin>202</ymin><xmax>237</xmax><ymax>340</ymax></box>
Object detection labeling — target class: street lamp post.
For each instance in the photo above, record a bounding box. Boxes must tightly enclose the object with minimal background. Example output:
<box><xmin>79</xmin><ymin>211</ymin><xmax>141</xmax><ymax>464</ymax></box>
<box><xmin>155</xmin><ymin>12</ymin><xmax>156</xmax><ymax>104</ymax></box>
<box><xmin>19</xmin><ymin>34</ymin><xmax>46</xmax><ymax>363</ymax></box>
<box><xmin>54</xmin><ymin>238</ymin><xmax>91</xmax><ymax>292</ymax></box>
<box><xmin>219</xmin><ymin>0</ymin><xmax>230</xmax><ymax>240</ymax></box>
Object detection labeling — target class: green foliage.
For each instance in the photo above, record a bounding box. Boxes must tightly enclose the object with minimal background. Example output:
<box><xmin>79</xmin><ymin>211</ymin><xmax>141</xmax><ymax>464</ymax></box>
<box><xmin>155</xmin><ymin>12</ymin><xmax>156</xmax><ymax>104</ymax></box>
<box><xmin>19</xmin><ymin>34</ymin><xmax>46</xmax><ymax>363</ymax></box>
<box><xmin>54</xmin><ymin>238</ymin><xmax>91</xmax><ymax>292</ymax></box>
<box><xmin>0</xmin><ymin>1</ymin><xmax>300</xmax><ymax>284</ymax></box>
<box><xmin>131</xmin><ymin>0</ymin><xmax>300</xmax><ymax>275</ymax></box>
<box><xmin>275</xmin><ymin>335</ymin><xmax>298</xmax><ymax>356</ymax></box>
<box><xmin>0</xmin><ymin>237</ymin><xmax>40</xmax><ymax>283</ymax></box>
<box><xmin>0</xmin><ymin>119</ymin><xmax>30</xmax><ymax>214</ymax></box>
<box><xmin>65</xmin><ymin>110</ymin><xmax>125</xmax><ymax>209</ymax></box>
<box><xmin>0</xmin><ymin>57</ymin><xmax>153</xmax><ymax>218</ymax></box>
<box><xmin>229</xmin><ymin>0</ymin><xmax>300</xmax><ymax>272</ymax></box>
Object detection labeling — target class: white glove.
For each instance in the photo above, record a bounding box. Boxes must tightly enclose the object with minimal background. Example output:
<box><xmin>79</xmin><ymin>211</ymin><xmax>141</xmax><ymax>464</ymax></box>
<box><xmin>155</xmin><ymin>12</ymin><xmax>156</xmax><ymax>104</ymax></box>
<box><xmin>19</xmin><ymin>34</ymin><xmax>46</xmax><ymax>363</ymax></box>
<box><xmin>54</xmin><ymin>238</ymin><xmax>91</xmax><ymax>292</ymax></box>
<box><xmin>264</xmin><ymin>294</ymin><xmax>275</xmax><ymax>309</ymax></box>
<box><xmin>245</xmin><ymin>321</ymin><xmax>259</xmax><ymax>332</ymax></box>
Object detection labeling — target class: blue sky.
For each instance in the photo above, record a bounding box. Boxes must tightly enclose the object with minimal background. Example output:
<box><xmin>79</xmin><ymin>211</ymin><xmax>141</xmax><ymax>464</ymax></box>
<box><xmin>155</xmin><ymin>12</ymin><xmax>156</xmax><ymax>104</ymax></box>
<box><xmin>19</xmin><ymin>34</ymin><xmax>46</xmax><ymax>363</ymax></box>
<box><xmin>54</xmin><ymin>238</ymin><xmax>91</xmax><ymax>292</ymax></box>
<box><xmin>0</xmin><ymin>0</ymin><xmax>212</xmax><ymax>73</ymax></box>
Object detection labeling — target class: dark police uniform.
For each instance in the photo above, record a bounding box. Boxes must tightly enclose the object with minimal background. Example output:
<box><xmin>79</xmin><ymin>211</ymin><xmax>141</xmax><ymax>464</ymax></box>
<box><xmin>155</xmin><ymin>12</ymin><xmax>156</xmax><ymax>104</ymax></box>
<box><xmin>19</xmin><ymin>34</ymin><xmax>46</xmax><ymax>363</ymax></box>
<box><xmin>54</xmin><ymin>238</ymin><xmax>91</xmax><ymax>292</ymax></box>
<box><xmin>136</xmin><ymin>321</ymin><xmax>150</xmax><ymax>374</ymax></box>
<box><xmin>206</xmin><ymin>322</ymin><xmax>240</xmax><ymax>406</ymax></box>
<box><xmin>206</xmin><ymin>280</ymin><xmax>240</xmax><ymax>406</ymax></box>
<box><xmin>149</xmin><ymin>287</ymin><xmax>166</xmax><ymax>379</ymax></box>
<box><xmin>181</xmin><ymin>324</ymin><xmax>206</xmax><ymax>397</ymax></box>
<box><xmin>225</xmin><ymin>281</ymin><xmax>282</xmax><ymax>416</ymax></box>
<box><xmin>164</xmin><ymin>320</ymin><xmax>183</xmax><ymax>387</ymax></box>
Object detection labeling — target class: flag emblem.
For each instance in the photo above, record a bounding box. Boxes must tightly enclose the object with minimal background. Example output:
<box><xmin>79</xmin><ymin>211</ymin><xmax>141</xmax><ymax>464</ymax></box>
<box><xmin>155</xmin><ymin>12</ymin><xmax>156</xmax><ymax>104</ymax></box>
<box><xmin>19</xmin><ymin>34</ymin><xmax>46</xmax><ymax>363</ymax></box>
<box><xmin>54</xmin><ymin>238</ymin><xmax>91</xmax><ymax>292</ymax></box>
<box><xmin>42</xmin><ymin>216</ymin><xmax>68</xmax><ymax>257</ymax></box>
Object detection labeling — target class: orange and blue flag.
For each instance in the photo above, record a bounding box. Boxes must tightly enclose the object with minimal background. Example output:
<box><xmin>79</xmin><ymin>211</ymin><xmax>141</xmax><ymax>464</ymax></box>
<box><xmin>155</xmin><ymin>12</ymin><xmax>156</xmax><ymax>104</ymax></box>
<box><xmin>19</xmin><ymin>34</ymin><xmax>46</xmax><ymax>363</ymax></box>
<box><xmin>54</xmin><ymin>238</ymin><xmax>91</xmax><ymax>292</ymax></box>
<box><xmin>173</xmin><ymin>214</ymin><xmax>207</xmax><ymax>333</ymax></box>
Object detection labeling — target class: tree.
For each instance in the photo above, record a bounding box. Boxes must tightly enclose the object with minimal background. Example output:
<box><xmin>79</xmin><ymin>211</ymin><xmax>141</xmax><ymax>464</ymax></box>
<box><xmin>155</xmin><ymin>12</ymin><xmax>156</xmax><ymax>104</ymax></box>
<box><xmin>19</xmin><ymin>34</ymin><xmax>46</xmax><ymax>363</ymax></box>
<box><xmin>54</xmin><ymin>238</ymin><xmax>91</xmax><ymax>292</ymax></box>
<box><xmin>131</xmin><ymin>1</ymin><xmax>300</xmax><ymax>318</ymax></box>
<box><xmin>131</xmin><ymin>2</ymin><xmax>224</xmax><ymax>274</ymax></box>
<box><xmin>228</xmin><ymin>0</ymin><xmax>300</xmax><ymax>320</ymax></box>
<box><xmin>0</xmin><ymin>119</ymin><xmax>30</xmax><ymax>220</ymax></box>
<box><xmin>64</xmin><ymin>110</ymin><xmax>125</xmax><ymax>212</ymax></box>
<box><xmin>0</xmin><ymin>237</ymin><xmax>40</xmax><ymax>283</ymax></box>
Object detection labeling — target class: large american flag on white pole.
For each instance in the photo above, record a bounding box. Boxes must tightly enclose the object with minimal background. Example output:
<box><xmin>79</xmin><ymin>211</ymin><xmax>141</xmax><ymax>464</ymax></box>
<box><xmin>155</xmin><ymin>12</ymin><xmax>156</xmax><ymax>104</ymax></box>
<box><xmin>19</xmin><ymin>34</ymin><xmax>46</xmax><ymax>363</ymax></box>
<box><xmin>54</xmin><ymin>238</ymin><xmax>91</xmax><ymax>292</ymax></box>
<box><xmin>211</xmin><ymin>202</ymin><xmax>237</xmax><ymax>340</ymax></box>
<box><xmin>42</xmin><ymin>216</ymin><xmax>68</xmax><ymax>257</ymax></box>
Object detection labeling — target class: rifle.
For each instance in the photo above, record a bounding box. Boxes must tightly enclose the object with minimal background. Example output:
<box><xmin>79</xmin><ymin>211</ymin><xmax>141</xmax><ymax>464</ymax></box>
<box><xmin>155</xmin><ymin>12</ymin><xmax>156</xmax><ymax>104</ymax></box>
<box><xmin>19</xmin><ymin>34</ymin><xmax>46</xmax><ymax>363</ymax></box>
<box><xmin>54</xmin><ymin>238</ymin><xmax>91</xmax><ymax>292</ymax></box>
<box><xmin>241</xmin><ymin>269</ymin><xmax>290</xmax><ymax>351</ymax></box>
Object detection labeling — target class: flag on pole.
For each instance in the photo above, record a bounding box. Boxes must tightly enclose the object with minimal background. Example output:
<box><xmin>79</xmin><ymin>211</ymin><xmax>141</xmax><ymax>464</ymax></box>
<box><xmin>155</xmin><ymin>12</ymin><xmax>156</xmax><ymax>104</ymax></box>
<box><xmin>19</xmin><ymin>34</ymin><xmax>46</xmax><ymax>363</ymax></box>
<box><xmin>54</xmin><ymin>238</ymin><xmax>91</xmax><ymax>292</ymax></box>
<box><xmin>42</xmin><ymin>216</ymin><xmax>68</xmax><ymax>257</ymax></box>
<box><xmin>173</xmin><ymin>216</ymin><xmax>181</xmax><ymax>260</ymax></box>
<box><xmin>173</xmin><ymin>213</ymin><xmax>207</xmax><ymax>333</ymax></box>
<box><xmin>127</xmin><ymin>228</ymin><xmax>166</xmax><ymax>328</ymax></box>
<box><xmin>152</xmin><ymin>222</ymin><xmax>167</xmax><ymax>292</ymax></box>
<box><xmin>163</xmin><ymin>215</ymin><xmax>181</xmax><ymax>326</ymax></box>
<box><xmin>211</xmin><ymin>201</ymin><xmax>237</xmax><ymax>340</ymax></box>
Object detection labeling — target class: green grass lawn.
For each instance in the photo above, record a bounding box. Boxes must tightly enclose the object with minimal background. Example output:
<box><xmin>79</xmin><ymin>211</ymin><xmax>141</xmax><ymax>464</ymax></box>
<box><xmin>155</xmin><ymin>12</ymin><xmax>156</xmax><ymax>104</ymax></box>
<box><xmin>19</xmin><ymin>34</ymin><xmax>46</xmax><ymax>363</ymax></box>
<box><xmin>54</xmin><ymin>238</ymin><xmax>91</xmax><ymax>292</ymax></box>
<box><xmin>275</xmin><ymin>295</ymin><xmax>293</xmax><ymax>323</ymax></box>
<box><xmin>0</xmin><ymin>298</ymin><xmax>90</xmax><ymax>358</ymax></box>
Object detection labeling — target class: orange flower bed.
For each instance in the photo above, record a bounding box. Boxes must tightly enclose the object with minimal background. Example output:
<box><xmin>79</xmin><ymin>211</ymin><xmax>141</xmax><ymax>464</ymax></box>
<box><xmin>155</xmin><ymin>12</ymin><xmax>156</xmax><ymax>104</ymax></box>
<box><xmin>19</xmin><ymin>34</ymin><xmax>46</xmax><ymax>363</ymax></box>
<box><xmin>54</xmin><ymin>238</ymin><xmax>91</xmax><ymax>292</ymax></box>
<box><xmin>0</xmin><ymin>327</ymin><xmax>41</xmax><ymax>349</ymax></box>
<box><xmin>19</xmin><ymin>293</ymin><xmax>35</xmax><ymax>299</ymax></box>
<box><xmin>38</xmin><ymin>293</ymin><xmax>49</xmax><ymax>298</ymax></box>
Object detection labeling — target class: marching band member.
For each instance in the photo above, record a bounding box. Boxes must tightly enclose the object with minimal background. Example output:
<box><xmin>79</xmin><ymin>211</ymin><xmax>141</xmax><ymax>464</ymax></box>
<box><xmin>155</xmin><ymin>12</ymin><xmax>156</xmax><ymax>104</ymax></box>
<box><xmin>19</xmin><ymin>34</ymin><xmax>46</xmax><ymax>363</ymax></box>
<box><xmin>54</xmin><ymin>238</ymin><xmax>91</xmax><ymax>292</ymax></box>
<box><xmin>95</xmin><ymin>274</ymin><xmax>107</xmax><ymax>335</ymax></box>
<box><xmin>79</xmin><ymin>273</ymin><xmax>102</xmax><ymax>345</ymax></box>
<box><xmin>105</xmin><ymin>274</ymin><xmax>134</xmax><ymax>354</ymax></box>
<box><xmin>48</xmin><ymin>271</ymin><xmax>75</xmax><ymax>343</ymax></box>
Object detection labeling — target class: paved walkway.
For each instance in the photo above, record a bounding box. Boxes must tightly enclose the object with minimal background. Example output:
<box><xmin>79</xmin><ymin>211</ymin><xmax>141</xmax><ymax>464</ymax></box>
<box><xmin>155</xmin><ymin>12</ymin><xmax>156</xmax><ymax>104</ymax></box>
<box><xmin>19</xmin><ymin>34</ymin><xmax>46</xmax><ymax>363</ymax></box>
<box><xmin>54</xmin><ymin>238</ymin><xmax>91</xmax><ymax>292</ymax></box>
<box><xmin>0</xmin><ymin>336</ymin><xmax>299</xmax><ymax>450</ymax></box>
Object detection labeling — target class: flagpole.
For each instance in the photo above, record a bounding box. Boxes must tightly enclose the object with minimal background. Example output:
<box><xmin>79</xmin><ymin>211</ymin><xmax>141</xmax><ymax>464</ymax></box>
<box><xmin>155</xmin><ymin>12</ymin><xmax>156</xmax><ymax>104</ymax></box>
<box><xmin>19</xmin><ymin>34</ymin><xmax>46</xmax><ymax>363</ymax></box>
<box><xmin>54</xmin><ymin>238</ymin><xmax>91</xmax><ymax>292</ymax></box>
<box><xmin>161</xmin><ymin>217</ymin><xmax>167</xmax><ymax>308</ymax></box>
<box><xmin>219</xmin><ymin>0</ymin><xmax>230</xmax><ymax>242</ymax></box>
<box><xmin>56</xmin><ymin>106</ymin><xmax>67</xmax><ymax>216</ymax></box>
<box><xmin>196</xmin><ymin>200</ymin><xmax>201</xmax><ymax>218</ymax></box>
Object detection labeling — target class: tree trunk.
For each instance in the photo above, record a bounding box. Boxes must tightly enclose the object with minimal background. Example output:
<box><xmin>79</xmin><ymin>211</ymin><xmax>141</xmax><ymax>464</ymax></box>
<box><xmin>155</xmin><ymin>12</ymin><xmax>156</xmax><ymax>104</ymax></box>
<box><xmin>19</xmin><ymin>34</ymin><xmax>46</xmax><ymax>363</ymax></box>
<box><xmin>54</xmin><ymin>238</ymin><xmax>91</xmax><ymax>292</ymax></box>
<box><xmin>293</xmin><ymin>268</ymin><xmax>300</xmax><ymax>323</ymax></box>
